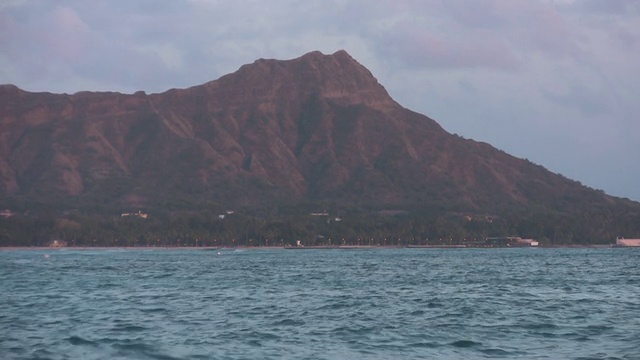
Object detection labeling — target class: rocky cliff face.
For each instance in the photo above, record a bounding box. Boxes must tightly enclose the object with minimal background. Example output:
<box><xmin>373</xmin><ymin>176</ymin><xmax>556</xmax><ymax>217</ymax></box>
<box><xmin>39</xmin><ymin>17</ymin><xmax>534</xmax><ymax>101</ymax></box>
<box><xmin>0</xmin><ymin>50</ymin><xmax>634</xmax><ymax>213</ymax></box>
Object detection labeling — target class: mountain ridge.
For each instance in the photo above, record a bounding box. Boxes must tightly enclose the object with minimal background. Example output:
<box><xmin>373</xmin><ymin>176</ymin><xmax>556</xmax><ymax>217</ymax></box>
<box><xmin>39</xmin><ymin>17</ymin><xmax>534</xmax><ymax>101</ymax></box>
<box><xmin>0</xmin><ymin>50</ymin><xmax>637</xmax><ymax>219</ymax></box>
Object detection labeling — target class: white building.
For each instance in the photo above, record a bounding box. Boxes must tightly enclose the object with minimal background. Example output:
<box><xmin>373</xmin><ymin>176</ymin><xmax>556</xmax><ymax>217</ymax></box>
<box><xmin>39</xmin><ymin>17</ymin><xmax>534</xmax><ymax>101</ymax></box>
<box><xmin>616</xmin><ymin>238</ymin><xmax>640</xmax><ymax>247</ymax></box>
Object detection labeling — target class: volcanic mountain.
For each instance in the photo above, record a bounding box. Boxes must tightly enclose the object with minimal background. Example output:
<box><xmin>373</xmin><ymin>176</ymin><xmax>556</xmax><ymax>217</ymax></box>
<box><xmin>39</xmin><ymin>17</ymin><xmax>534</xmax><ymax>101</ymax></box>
<box><xmin>0</xmin><ymin>50</ymin><xmax>638</xmax><ymax>219</ymax></box>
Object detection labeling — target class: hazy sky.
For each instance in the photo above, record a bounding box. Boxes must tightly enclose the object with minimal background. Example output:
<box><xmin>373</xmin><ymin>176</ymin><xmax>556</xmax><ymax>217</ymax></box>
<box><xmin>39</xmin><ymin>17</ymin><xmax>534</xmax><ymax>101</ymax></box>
<box><xmin>2</xmin><ymin>0</ymin><xmax>639</xmax><ymax>200</ymax></box>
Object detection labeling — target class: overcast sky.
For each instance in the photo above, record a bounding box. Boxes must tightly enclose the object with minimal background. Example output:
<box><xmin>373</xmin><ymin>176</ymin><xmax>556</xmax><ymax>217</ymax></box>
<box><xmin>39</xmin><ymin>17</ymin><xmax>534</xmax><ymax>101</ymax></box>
<box><xmin>2</xmin><ymin>0</ymin><xmax>639</xmax><ymax>200</ymax></box>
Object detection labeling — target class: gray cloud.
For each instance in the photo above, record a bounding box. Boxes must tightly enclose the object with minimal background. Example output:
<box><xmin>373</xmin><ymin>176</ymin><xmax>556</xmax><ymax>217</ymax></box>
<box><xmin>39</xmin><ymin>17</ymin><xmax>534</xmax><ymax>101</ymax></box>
<box><xmin>572</xmin><ymin>0</ymin><xmax>640</xmax><ymax>15</ymax></box>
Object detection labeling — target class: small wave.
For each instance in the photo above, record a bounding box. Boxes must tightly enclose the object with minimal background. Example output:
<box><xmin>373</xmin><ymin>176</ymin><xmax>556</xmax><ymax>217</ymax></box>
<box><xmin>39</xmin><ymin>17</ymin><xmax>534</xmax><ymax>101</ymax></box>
<box><xmin>11</xmin><ymin>259</ymin><xmax>32</xmax><ymax>265</ymax></box>
<box><xmin>112</xmin><ymin>342</ymin><xmax>156</xmax><ymax>352</ymax></box>
<box><xmin>584</xmin><ymin>324</ymin><xmax>615</xmax><ymax>335</ymax></box>
<box><xmin>535</xmin><ymin>331</ymin><xmax>557</xmax><ymax>338</ymax></box>
<box><xmin>111</xmin><ymin>341</ymin><xmax>184</xmax><ymax>360</ymax></box>
<box><xmin>244</xmin><ymin>331</ymin><xmax>281</xmax><ymax>341</ymax></box>
<box><xmin>152</xmin><ymin>272</ymin><xmax>174</xmax><ymax>279</ymax></box>
<box><xmin>96</xmin><ymin>282</ymin><xmax>120</xmax><ymax>289</ymax></box>
<box><xmin>68</xmin><ymin>335</ymin><xmax>98</xmax><ymax>346</ymax></box>
<box><xmin>95</xmin><ymin>265</ymin><xmax>120</xmax><ymax>271</ymax></box>
<box><xmin>481</xmin><ymin>347</ymin><xmax>514</xmax><ymax>356</ymax></box>
<box><xmin>272</xmin><ymin>318</ymin><xmax>305</xmax><ymax>327</ymax></box>
<box><xmin>332</xmin><ymin>325</ymin><xmax>376</xmax><ymax>336</ymax></box>
<box><xmin>450</xmin><ymin>339</ymin><xmax>482</xmax><ymax>348</ymax></box>
<box><xmin>408</xmin><ymin>341</ymin><xmax>440</xmax><ymax>348</ymax></box>
<box><xmin>110</xmin><ymin>324</ymin><xmax>148</xmax><ymax>332</ymax></box>
<box><xmin>426</xmin><ymin>301</ymin><xmax>443</xmax><ymax>308</ymax></box>
<box><xmin>523</xmin><ymin>322</ymin><xmax>559</xmax><ymax>330</ymax></box>
<box><xmin>140</xmin><ymin>307</ymin><xmax>167</xmax><ymax>313</ymax></box>
<box><xmin>317</xmin><ymin>301</ymin><xmax>352</xmax><ymax>310</ymax></box>
<box><xmin>246</xmin><ymin>339</ymin><xmax>262</xmax><ymax>347</ymax></box>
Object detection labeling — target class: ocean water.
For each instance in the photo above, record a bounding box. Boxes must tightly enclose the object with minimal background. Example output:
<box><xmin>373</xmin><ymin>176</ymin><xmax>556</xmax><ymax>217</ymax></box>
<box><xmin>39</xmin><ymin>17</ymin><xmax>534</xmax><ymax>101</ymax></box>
<box><xmin>1</xmin><ymin>248</ymin><xmax>639</xmax><ymax>360</ymax></box>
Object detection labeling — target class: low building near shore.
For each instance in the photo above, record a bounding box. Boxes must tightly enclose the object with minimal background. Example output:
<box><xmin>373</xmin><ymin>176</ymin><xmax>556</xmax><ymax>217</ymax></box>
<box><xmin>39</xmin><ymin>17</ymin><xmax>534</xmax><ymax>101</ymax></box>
<box><xmin>483</xmin><ymin>237</ymin><xmax>539</xmax><ymax>247</ymax></box>
<box><xmin>518</xmin><ymin>238</ymin><xmax>539</xmax><ymax>247</ymax></box>
<box><xmin>49</xmin><ymin>240</ymin><xmax>68</xmax><ymax>247</ymax></box>
<box><xmin>615</xmin><ymin>238</ymin><xmax>640</xmax><ymax>247</ymax></box>
<box><xmin>121</xmin><ymin>211</ymin><xmax>148</xmax><ymax>219</ymax></box>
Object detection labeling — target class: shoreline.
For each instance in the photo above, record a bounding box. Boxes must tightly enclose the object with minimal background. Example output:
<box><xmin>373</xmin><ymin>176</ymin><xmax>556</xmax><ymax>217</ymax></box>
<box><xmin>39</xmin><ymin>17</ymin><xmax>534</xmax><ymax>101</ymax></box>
<box><xmin>0</xmin><ymin>244</ymin><xmax>623</xmax><ymax>251</ymax></box>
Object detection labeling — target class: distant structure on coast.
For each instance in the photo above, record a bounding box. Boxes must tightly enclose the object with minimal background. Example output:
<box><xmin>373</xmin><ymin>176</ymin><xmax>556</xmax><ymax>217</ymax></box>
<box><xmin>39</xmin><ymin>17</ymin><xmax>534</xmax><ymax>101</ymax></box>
<box><xmin>475</xmin><ymin>237</ymin><xmax>539</xmax><ymax>247</ymax></box>
<box><xmin>615</xmin><ymin>237</ymin><xmax>640</xmax><ymax>247</ymax></box>
<box><xmin>49</xmin><ymin>240</ymin><xmax>67</xmax><ymax>247</ymax></box>
<box><xmin>121</xmin><ymin>211</ymin><xmax>148</xmax><ymax>219</ymax></box>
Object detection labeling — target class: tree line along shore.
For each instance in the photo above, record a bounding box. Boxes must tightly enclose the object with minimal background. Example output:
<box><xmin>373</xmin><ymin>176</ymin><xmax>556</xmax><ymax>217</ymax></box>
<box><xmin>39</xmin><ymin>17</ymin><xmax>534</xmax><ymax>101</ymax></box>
<box><xmin>2</xmin><ymin>205</ymin><xmax>637</xmax><ymax>247</ymax></box>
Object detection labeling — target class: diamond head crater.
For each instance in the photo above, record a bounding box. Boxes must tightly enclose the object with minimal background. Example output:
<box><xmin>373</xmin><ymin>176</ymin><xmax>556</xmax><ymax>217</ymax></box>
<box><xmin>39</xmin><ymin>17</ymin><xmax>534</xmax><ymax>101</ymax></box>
<box><xmin>1</xmin><ymin>50</ymin><xmax>639</xmax><ymax>247</ymax></box>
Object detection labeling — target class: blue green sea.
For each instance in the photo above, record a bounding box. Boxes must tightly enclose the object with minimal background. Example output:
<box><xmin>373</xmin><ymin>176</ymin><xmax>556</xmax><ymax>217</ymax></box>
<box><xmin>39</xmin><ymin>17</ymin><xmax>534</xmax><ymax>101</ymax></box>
<box><xmin>1</xmin><ymin>247</ymin><xmax>639</xmax><ymax>359</ymax></box>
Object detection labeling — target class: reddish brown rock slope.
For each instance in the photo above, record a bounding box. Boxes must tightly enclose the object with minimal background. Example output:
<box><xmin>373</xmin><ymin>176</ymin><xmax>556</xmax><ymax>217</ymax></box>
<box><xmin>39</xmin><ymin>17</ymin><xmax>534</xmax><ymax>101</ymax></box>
<box><xmin>0</xmin><ymin>50</ymin><xmax>632</xmax><ymax>213</ymax></box>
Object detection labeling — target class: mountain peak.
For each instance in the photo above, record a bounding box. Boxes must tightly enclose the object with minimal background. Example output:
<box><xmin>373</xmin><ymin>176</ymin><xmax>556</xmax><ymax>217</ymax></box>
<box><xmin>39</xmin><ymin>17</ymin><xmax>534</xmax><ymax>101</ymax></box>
<box><xmin>297</xmin><ymin>49</ymin><xmax>353</xmax><ymax>62</ymax></box>
<box><xmin>0</xmin><ymin>84</ymin><xmax>21</xmax><ymax>96</ymax></box>
<box><xmin>210</xmin><ymin>49</ymin><xmax>393</xmax><ymax>108</ymax></box>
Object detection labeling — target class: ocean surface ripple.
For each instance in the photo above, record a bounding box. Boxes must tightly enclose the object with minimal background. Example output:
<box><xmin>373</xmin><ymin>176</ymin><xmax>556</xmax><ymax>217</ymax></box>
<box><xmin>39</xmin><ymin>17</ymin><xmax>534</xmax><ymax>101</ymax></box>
<box><xmin>1</xmin><ymin>248</ymin><xmax>639</xmax><ymax>359</ymax></box>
